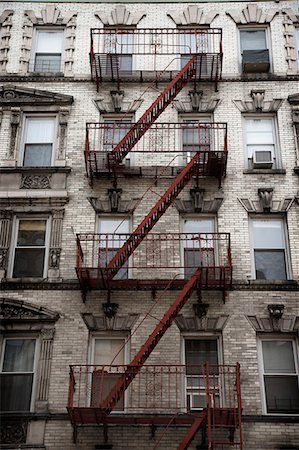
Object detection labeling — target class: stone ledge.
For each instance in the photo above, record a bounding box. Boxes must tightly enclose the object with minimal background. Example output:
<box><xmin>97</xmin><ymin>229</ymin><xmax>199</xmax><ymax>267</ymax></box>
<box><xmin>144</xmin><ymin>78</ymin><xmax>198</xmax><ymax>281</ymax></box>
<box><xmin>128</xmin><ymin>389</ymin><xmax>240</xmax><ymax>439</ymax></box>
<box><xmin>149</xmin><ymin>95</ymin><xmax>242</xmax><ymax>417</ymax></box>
<box><xmin>0</xmin><ymin>167</ymin><xmax>71</xmax><ymax>174</ymax></box>
<box><xmin>243</xmin><ymin>169</ymin><xmax>286</xmax><ymax>175</ymax></box>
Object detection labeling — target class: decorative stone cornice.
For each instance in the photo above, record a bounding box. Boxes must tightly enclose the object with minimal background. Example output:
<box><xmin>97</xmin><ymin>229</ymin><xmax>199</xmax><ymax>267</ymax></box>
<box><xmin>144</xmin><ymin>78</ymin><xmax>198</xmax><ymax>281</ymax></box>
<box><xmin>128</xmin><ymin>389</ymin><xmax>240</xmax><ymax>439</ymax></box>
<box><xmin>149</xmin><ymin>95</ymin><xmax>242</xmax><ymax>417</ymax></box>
<box><xmin>167</xmin><ymin>6</ymin><xmax>218</xmax><ymax>26</ymax></box>
<box><xmin>172</xmin><ymin>98</ymin><xmax>220</xmax><ymax>113</ymax></box>
<box><xmin>24</xmin><ymin>5</ymin><xmax>76</xmax><ymax>26</ymax></box>
<box><xmin>0</xmin><ymin>197</ymin><xmax>69</xmax><ymax>210</ymax></box>
<box><xmin>238</xmin><ymin>192</ymin><xmax>294</xmax><ymax>213</ymax></box>
<box><xmin>174</xmin><ymin>194</ymin><xmax>223</xmax><ymax>214</ymax></box>
<box><xmin>0</xmin><ymin>298</ymin><xmax>59</xmax><ymax>323</ymax></box>
<box><xmin>233</xmin><ymin>98</ymin><xmax>283</xmax><ymax>113</ymax></box>
<box><xmin>95</xmin><ymin>6</ymin><xmax>145</xmax><ymax>26</ymax></box>
<box><xmin>246</xmin><ymin>314</ymin><xmax>299</xmax><ymax>333</ymax></box>
<box><xmin>226</xmin><ymin>4</ymin><xmax>279</xmax><ymax>24</ymax></box>
<box><xmin>0</xmin><ymin>85</ymin><xmax>73</xmax><ymax>107</ymax></box>
<box><xmin>175</xmin><ymin>314</ymin><xmax>229</xmax><ymax>331</ymax></box>
<box><xmin>82</xmin><ymin>312</ymin><xmax>139</xmax><ymax>331</ymax></box>
<box><xmin>88</xmin><ymin>196</ymin><xmax>140</xmax><ymax>214</ymax></box>
<box><xmin>93</xmin><ymin>97</ymin><xmax>143</xmax><ymax>114</ymax></box>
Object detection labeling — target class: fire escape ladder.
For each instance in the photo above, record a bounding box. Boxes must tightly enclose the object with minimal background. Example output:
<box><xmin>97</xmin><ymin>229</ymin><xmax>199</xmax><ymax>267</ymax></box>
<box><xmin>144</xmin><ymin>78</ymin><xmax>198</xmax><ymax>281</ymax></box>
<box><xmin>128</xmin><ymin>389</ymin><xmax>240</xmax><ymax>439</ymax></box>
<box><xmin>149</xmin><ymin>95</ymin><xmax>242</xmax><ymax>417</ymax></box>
<box><xmin>106</xmin><ymin>151</ymin><xmax>203</xmax><ymax>278</ymax></box>
<box><xmin>109</xmin><ymin>55</ymin><xmax>199</xmax><ymax>166</ymax></box>
<box><xmin>177</xmin><ymin>412</ymin><xmax>207</xmax><ymax>450</ymax></box>
<box><xmin>101</xmin><ymin>268</ymin><xmax>202</xmax><ymax>413</ymax></box>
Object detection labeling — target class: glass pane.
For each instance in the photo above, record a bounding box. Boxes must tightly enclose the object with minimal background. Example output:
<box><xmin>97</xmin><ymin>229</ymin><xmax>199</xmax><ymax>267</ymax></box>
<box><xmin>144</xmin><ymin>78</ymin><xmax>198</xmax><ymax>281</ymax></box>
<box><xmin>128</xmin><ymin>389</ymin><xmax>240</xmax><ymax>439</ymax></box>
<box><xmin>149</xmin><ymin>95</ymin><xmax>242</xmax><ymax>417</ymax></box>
<box><xmin>23</xmin><ymin>144</ymin><xmax>52</xmax><ymax>167</ymax></box>
<box><xmin>119</xmin><ymin>55</ymin><xmax>132</xmax><ymax>72</ymax></box>
<box><xmin>94</xmin><ymin>339</ymin><xmax>125</xmax><ymax>365</ymax></box>
<box><xmin>262</xmin><ymin>341</ymin><xmax>296</xmax><ymax>373</ymax></box>
<box><xmin>185</xmin><ymin>340</ymin><xmax>218</xmax><ymax>372</ymax></box>
<box><xmin>246</xmin><ymin>119</ymin><xmax>274</xmax><ymax>144</ymax></box>
<box><xmin>115</xmin><ymin>33</ymin><xmax>133</xmax><ymax>54</ymax></box>
<box><xmin>252</xmin><ymin>220</ymin><xmax>284</xmax><ymax>249</ymax></box>
<box><xmin>264</xmin><ymin>376</ymin><xmax>299</xmax><ymax>413</ymax></box>
<box><xmin>13</xmin><ymin>248</ymin><xmax>45</xmax><ymax>278</ymax></box>
<box><xmin>254</xmin><ymin>250</ymin><xmax>286</xmax><ymax>280</ymax></box>
<box><xmin>36</xmin><ymin>31</ymin><xmax>64</xmax><ymax>53</ymax></box>
<box><xmin>99</xmin><ymin>249</ymin><xmax>128</xmax><ymax>280</ymax></box>
<box><xmin>184</xmin><ymin>249</ymin><xmax>215</xmax><ymax>278</ymax></box>
<box><xmin>183</xmin><ymin>219</ymin><xmax>214</xmax><ymax>234</ymax></box>
<box><xmin>91</xmin><ymin>372</ymin><xmax>124</xmax><ymax>410</ymax></box>
<box><xmin>0</xmin><ymin>374</ymin><xmax>33</xmax><ymax>411</ymax></box>
<box><xmin>26</xmin><ymin>118</ymin><xmax>55</xmax><ymax>143</ymax></box>
<box><xmin>98</xmin><ymin>219</ymin><xmax>130</xmax><ymax>235</ymax></box>
<box><xmin>2</xmin><ymin>339</ymin><xmax>36</xmax><ymax>372</ymax></box>
<box><xmin>34</xmin><ymin>54</ymin><xmax>61</xmax><ymax>72</ymax></box>
<box><xmin>240</xmin><ymin>30</ymin><xmax>267</xmax><ymax>51</ymax></box>
<box><xmin>17</xmin><ymin>220</ymin><xmax>46</xmax><ymax>246</ymax></box>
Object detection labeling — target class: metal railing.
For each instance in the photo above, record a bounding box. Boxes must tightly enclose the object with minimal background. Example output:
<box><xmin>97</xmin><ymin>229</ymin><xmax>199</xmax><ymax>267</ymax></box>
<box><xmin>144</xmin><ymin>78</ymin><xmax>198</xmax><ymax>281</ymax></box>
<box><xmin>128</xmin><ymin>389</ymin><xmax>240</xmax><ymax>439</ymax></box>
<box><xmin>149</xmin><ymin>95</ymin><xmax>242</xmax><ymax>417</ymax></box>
<box><xmin>85</xmin><ymin>122</ymin><xmax>227</xmax><ymax>175</ymax></box>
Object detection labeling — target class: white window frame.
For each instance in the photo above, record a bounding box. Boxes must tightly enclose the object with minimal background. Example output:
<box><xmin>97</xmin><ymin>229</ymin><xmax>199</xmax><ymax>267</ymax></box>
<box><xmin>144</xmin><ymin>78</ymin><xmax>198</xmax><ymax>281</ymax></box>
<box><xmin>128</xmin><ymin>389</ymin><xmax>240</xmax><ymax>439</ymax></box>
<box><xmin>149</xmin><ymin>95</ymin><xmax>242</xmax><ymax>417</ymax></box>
<box><xmin>238</xmin><ymin>26</ymin><xmax>271</xmax><ymax>73</ymax></box>
<box><xmin>181</xmin><ymin>334</ymin><xmax>222</xmax><ymax>412</ymax></box>
<box><xmin>0</xmin><ymin>336</ymin><xmax>39</xmax><ymax>412</ymax></box>
<box><xmin>257</xmin><ymin>336</ymin><xmax>299</xmax><ymax>415</ymax></box>
<box><xmin>31</xmin><ymin>28</ymin><xmax>65</xmax><ymax>73</ymax></box>
<box><xmin>178</xmin><ymin>27</ymin><xmax>210</xmax><ymax>71</ymax></box>
<box><xmin>102</xmin><ymin>115</ymin><xmax>134</xmax><ymax>166</ymax></box>
<box><xmin>18</xmin><ymin>115</ymin><xmax>58</xmax><ymax>167</ymax></box>
<box><xmin>243</xmin><ymin>115</ymin><xmax>281</xmax><ymax>169</ymax></box>
<box><xmin>89</xmin><ymin>334</ymin><xmax>129</xmax><ymax>413</ymax></box>
<box><xmin>179</xmin><ymin>114</ymin><xmax>212</xmax><ymax>165</ymax></box>
<box><xmin>249</xmin><ymin>217</ymin><xmax>292</xmax><ymax>281</ymax></box>
<box><xmin>103</xmin><ymin>28</ymin><xmax>135</xmax><ymax>73</ymax></box>
<box><xmin>8</xmin><ymin>216</ymin><xmax>51</xmax><ymax>279</ymax></box>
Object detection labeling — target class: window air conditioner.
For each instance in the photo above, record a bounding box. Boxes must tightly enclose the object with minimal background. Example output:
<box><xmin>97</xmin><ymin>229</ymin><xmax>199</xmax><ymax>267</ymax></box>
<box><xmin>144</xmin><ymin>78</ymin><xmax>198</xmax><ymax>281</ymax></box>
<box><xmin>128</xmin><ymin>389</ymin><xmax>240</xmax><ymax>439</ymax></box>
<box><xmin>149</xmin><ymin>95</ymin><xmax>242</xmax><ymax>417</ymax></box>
<box><xmin>252</xmin><ymin>150</ymin><xmax>273</xmax><ymax>169</ymax></box>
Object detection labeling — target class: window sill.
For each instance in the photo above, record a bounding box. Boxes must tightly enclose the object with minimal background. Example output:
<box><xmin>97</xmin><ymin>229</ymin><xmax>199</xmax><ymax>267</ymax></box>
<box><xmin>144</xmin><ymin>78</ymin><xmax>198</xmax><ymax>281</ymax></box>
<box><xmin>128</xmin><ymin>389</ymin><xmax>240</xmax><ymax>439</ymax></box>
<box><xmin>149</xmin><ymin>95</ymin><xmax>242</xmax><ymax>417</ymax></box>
<box><xmin>0</xmin><ymin>166</ymin><xmax>71</xmax><ymax>173</ymax></box>
<box><xmin>29</xmin><ymin>71</ymin><xmax>64</xmax><ymax>77</ymax></box>
<box><xmin>243</xmin><ymin>169</ymin><xmax>286</xmax><ymax>175</ymax></box>
<box><xmin>248</xmin><ymin>279</ymin><xmax>297</xmax><ymax>286</ymax></box>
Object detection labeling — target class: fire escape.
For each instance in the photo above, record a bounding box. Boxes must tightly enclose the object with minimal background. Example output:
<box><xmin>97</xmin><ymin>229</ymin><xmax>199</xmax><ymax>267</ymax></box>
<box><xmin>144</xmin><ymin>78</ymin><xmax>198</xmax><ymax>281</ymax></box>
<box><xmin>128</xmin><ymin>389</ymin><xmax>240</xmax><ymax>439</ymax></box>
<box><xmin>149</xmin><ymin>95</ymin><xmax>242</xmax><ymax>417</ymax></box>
<box><xmin>69</xmin><ymin>28</ymin><xmax>243</xmax><ymax>449</ymax></box>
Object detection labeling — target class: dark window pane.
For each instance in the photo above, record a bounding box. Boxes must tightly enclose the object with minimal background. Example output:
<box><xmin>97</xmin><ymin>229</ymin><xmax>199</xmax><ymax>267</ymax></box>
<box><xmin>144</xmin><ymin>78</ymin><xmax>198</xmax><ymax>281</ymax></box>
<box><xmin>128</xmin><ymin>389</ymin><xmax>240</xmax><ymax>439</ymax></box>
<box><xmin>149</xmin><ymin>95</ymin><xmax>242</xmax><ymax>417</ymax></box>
<box><xmin>91</xmin><ymin>372</ymin><xmax>124</xmax><ymax>410</ymax></box>
<box><xmin>17</xmin><ymin>220</ymin><xmax>46</xmax><ymax>246</ymax></box>
<box><xmin>99</xmin><ymin>249</ymin><xmax>128</xmax><ymax>280</ymax></box>
<box><xmin>254</xmin><ymin>250</ymin><xmax>286</xmax><ymax>280</ymax></box>
<box><xmin>3</xmin><ymin>340</ymin><xmax>35</xmax><ymax>372</ymax></box>
<box><xmin>34</xmin><ymin>54</ymin><xmax>61</xmax><ymax>72</ymax></box>
<box><xmin>264</xmin><ymin>376</ymin><xmax>299</xmax><ymax>413</ymax></box>
<box><xmin>184</xmin><ymin>249</ymin><xmax>215</xmax><ymax>278</ymax></box>
<box><xmin>240</xmin><ymin>30</ymin><xmax>267</xmax><ymax>52</ymax></box>
<box><xmin>0</xmin><ymin>374</ymin><xmax>33</xmax><ymax>411</ymax></box>
<box><xmin>119</xmin><ymin>55</ymin><xmax>132</xmax><ymax>72</ymax></box>
<box><xmin>13</xmin><ymin>248</ymin><xmax>45</xmax><ymax>278</ymax></box>
<box><xmin>185</xmin><ymin>340</ymin><xmax>218</xmax><ymax>374</ymax></box>
<box><xmin>23</xmin><ymin>144</ymin><xmax>52</xmax><ymax>167</ymax></box>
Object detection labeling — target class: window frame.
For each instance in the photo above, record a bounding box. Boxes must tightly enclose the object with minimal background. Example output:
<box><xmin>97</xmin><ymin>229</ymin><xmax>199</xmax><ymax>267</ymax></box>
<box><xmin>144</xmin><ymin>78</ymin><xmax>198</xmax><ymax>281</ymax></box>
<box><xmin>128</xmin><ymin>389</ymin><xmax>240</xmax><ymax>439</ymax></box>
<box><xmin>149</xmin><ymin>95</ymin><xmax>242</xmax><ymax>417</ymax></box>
<box><xmin>102</xmin><ymin>114</ymin><xmax>134</xmax><ymax>166</ymax></box>
<box><xmin>89</xmin><ymin>333</ymin><xmax>129</xmax><ymax>413</ymax></box>
<box><xmin>31</xmin><ymin>27</ymin><xmax>65</xmax><ymax>74</ymax></box>
<box><xmin>179</xmin><ymin>114</ymin><xmax>212</xmax><ymax>165</ymax></box>
<box><xmin>257</xmin><ymin>336</ymin><xmax>299</xmax><ymax>415</ymax></box>
<box><xmin>18</xmin><ymin>114</ymin><xmax>58</xmax><ymax>167</ymax></box>
<box><xmin>0</xmin><ymin>335</ymin><xmax>40</xmax><ymax>412</ymax></box>
<box><xmin>238</xmin><ymin>25</ymin><xmax>272</xmax><ymax>73</ymax></box>
<box><xmin>249</xmin><ymin>216</ymin><xmax>292</xmax><ymax>281</ymax></box>
<box><xmin>242</xmin><ymin>115</ymin><xmax>281</xmax><ymax>170</ymax></box>
<box><xmin>103</xmin><ymin>27</ymin><xmax>135</xmax><ymax>74</ymax></box>
<box><xmin>8</xmin><ymin>216</ymin><xmax>51</xmax><ymax>279</ymax></box>
<box><xmin>181</xmin><ymin>334</ymin><xmax>222</xmax><ymax>411</ymax></box>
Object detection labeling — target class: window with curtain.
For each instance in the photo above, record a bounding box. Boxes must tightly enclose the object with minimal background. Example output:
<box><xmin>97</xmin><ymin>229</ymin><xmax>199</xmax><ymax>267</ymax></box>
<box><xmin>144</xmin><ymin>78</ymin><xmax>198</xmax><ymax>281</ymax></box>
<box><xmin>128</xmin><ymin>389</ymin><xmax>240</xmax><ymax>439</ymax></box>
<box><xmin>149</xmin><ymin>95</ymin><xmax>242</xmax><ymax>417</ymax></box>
<box><xmin>244</xmin><ymin>118</ymin><xmax>278</xmax><ymax>169</ymax></box>
<box><xmin>22</xmin><ymin>117</ymin><xmax>56</xmax><ymax>167</ymax></box>
<box><xmin>12</xmin><ymin>219</ymin><xmax>48</xmax><ymax>278</ymax></box>
<box><xmin>34</xmin><ymin>30</ymin><xmax>64</xmax><ymax>73</ymax></box>
<box><xmin>182</xmin><ymin>218</ymin><xmax>215</xmax><ymax>278</ymax></box>
<box><xmin>91</xmin><ymin>337</ymin><xmax>126</xmax><ymax>410</ymax></box>
<box><xmin>185</xmin><ymin>338</ymin><xmax>219</xmax><ymax>409</ymax></box>
<box><xmin>0</xmin><ymin>338</ymin><xmax>37</xmax><ymax>411</ymax></box>
<box><xmin>98</xmin><ymin>217</ymin><xmax>130</xmax><ymax>280</ymax></box>
<box><xmin>251</xmin><ymin>219</ymin><xmax>289</xmax><ymax>280</ymax></box>
<box><xmin>260</xmin><ymin>339</ymin><xmax>299</xmax><ymax>413</ymax></box>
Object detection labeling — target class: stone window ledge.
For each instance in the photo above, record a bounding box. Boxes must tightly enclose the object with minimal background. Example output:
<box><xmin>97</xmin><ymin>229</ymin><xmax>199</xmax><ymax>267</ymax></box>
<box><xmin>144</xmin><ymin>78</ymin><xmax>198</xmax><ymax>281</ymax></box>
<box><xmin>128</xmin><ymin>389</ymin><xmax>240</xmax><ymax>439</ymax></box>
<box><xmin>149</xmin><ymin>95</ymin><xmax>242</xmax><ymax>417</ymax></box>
<box><xmin>243</xmin><ymin>169</ymin><xmax>286</xmax><ymax>175</ymax></box>
<box><xmin>0</xmin><ymin>167</ymin><xmax>71</xmax><ymax>174</ymax></box>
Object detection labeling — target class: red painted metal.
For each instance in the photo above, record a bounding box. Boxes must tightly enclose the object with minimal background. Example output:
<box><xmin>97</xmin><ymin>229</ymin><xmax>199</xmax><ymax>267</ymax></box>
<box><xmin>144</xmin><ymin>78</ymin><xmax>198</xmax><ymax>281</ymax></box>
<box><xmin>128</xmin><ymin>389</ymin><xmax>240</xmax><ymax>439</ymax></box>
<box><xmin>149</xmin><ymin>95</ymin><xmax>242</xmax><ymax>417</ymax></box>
<box><xmin>101</xmin><ymin>268</ymin><xmax>202</xmax><ymax>413</ymax></box>
<box><xmin>177</xmin><ymin>412</ymin><xmax>206</xmax><ymax>450</ymax></box>
<box><xmin>108</xmin><ymin>55</ymin><xmax>200</xmax><ymax>165</ymax></box>
<box><xmin>84</xmin><ymin>122</ymin><xmax>228</xmax><ymax>181</ymax></box>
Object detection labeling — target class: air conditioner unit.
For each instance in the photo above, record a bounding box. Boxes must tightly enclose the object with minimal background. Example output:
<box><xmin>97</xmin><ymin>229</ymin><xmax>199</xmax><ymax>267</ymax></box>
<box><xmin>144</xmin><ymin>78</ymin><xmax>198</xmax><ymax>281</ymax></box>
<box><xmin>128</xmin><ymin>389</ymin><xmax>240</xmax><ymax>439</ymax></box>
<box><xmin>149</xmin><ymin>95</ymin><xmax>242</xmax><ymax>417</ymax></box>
<box><xmin>252</xmin><ymin>150</ymin><xmax>273</xmax><ymax>168</ymax></box>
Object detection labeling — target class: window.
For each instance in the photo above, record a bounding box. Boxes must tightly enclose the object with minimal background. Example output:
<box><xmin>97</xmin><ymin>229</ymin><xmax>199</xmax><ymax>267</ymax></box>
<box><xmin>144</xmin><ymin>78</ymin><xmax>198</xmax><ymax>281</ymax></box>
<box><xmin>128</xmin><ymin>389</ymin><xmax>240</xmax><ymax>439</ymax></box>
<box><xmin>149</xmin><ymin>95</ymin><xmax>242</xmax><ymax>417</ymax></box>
<box><xmin>104</xmin><ymin>29</ymin><xmax>134</xmax><ymax>74</ymax></box>
<box><xmin>251</xmin><ymin>219</ymin><xmax>290</xmax><ymax>280</ymax></box>
<box><xmin>0</xmin><ymin>338</ymin><xmax>37</xmax><ymax>412</ymax></box>
<box><xmin>33</xmin><ymin>30</ymin><xmax>64</xmax><ymax>73</ymax></box>
<box><xmin>244</xmin><ymin>118</ymin><xmax>279</xmax><ymax>169</ymax></box>
<box><xmin>91</xmin><ymin>336</ymin><xmax>127</xmax><ymax>411</ymax></box>
<box><xmin>182</xmin><ymin>218</ymin><xmax>215</xmax><ymax>278</ymax></box>
<box><xmin>98</xmin><ymin>217</ymin><xmax>130</xmax><ymax>279</ymax></box>
<box><xmin>103</xmin><ymin>116</ymin><xmax>132</xmax><ymax>167</ymax></box>
<box><xmin>181</xmin><ymin>117</ymin><xmax>211</xmax><ymax>164</ymax></box>
<box><xmin>240</xmin><ymin>28</ymin><xmax>270</xmax><ymax>73</ymax></box>
<box><xmin>11</xmin><ymin>218</ymin><xmax>49</xmax><ymax>278</ymax></box>
<box><xmin>20</xmin><ymin>117</ymin><xmax>56</xmax><ymax>167</ymax></box>
<box><xmin>184</xmin><ymin>338</ymin><xmax>219</xmax><ymax>410</ymax></box>
<box><xmin>259</xmin><ymin>338</ymin><xmax>299</xmax><ymax>414</ymax></box>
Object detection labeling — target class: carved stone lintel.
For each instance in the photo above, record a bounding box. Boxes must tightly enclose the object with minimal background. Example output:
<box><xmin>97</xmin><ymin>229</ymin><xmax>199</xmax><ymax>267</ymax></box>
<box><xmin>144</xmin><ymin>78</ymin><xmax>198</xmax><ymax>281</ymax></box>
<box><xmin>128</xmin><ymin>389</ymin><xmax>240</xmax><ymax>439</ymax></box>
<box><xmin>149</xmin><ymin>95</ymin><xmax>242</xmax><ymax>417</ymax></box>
<box><xmin>20</xmin><ymin>175</ymin><xmax>51</xmax><ymax>189</ymax></box>
<box><xmin>0</xmin><ymin>299</ymin><xmax>59</xmax><ymax>323</ymax></box>
<box><xmin>251</xmin><ymin>90</ymin><xmax>265</xmax><ymax>111</ymax></box>
<box><xmin>167</xmin><ymin>6</ymin><xmax>218</xmax><ymax>25</ymax></box>
<box><xmin>258</xmin><ymin>188</ymin><xmax>274</xmax><ymax>212</ymax></box>
<box><xmin>96</xmin><ymin>6</ymin><xmax>146</xmax><ymax>26</ymax></box>
<box><xmin>110</xmin><ymin>91</ymin><xmax>124</xmax><ymax>112</ymax></box>
<box><xmin>190</xmin><ymin>187</ymin><xmax>205</xmax><ymax>212</ymax></box>
<box><xmin>226</xmin><ymin>4</ymin><xmax>278</xmax><ymax>24</ymax></box>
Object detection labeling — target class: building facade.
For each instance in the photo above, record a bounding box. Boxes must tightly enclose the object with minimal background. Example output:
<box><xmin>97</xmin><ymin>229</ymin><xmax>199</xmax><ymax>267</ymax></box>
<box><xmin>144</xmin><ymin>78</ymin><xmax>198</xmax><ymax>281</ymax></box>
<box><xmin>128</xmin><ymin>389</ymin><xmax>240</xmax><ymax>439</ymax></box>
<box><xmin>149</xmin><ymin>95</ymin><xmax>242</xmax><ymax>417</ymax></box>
<box><xmin>0</xmin><ymin>1</ymin><xmax>299</xmax><ymax>449</ymax></box>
